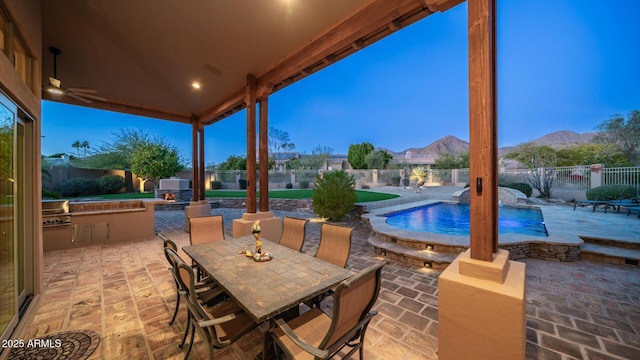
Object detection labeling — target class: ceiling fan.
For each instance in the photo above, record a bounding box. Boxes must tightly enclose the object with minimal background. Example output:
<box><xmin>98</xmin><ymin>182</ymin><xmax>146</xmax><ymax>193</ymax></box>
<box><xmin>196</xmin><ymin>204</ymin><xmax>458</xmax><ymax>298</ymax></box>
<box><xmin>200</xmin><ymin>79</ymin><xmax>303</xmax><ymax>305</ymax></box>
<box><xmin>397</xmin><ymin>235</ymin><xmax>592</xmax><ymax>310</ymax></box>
<box><xmin>45</xmin><ymin>46</ymin><xmax>107</xmax><ymax>104</ymax></box>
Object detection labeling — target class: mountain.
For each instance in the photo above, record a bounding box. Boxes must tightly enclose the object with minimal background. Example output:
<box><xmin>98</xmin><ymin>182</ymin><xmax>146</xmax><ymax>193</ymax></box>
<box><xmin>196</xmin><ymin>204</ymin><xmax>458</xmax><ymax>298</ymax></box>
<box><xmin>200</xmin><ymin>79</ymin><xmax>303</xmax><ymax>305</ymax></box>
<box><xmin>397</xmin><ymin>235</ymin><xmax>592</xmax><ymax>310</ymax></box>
<box><xmin>529</xmin><ymin>130</ymin><xmax>597</xmax><ymax>148</ymax></box>
<box><xmin>498</xmin><ymin>130</ymin><xmax>598</xmax><ymax>157</ymax></box>
<box><xmin>392</xmin><ymin>130</ymin><xmax>597</xmax><ymax>159</ymax></box>
<box><xmin>401</xmin><ymin>135</ymin><xmax>469</xmax><ymax>157</ymax></box>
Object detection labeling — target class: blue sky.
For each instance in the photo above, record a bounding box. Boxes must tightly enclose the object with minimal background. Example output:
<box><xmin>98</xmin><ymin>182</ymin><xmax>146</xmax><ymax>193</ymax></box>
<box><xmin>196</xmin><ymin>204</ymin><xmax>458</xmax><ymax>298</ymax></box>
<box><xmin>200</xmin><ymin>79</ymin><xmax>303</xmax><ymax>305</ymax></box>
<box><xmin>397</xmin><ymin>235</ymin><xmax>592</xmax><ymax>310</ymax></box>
<box><xmin>42</xmin><ymin>0</ymin><xmax>640</xmax><ymax>165</ymax></box>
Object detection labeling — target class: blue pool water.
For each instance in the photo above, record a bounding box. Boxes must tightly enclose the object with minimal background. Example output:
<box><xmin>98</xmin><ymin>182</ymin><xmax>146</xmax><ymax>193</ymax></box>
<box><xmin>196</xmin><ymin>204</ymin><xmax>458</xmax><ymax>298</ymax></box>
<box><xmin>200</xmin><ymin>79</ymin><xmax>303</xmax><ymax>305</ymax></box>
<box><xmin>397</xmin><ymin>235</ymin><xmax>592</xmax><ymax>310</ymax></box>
<box><xmin>384</xmin><ymin>203</ymin><xmax>548</xmax><ymax>236</ymax></box>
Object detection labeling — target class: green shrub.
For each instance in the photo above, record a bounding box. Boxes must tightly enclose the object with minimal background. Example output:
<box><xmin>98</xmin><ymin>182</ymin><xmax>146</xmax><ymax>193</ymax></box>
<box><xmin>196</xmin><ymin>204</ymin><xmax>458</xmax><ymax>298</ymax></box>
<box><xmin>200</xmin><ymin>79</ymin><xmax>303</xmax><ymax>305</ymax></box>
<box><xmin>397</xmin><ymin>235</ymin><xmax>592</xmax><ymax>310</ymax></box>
<box><xmin>59</xmin><ymin>177</ymin><xmax>99</xmax><ymax>197</ymax></box>
<box><xmin>390</xmin><ymin>175</ymin><xmax>401</xmax><ymax>187</ymax></box>
<box><xmin>586</xmin><ymin>184</ymin><xmax>637</xmax><ymax>200</ymax></box>
<box><xmin>312</xmin><ymin>170</ymin><xmax>357</xmax><ymax>221</ymax></box>
<box><xmin>98</xmin><ymin>175</ymin><xmax>126</xmax><ymax>194</ymax></box>
<box><xmin>211</xmin><ymin>180</ymin><xmax>222</xmax><ymax>190</ymax></box>
<box><xmin>239</xmin><ymin>179</ymin><xmax>247</xmax><ymax>189</ymax></box>
<box><xmin>42</xmin><ymin>189</ymin><xmax>60</xmax><ymax>199</ymax></box>
<box><xmin>299</xmin><ymin>180</ymin><xmax>309</xmax><ymax>189</ymax></box>
<box><xmin>500</xmin><ymin>182</ymin><xmax>533</xmax><ymax>197</ymax></box>
<box><xmin>285</xmin><ymin>183</ymin><xmax>293</xmax><ymax>189</ymax></box>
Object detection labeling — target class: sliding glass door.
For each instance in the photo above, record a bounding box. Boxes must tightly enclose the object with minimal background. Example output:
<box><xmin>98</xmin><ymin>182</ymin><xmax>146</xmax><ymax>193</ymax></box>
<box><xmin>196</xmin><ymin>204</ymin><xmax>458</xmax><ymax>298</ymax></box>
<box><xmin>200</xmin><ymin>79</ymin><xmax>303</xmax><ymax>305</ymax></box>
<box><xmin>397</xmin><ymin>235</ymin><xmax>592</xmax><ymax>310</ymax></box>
<box><xmin>0</xmin><ymin>94</ymin><xmax>17</xmax><ymax>338</ymax></box>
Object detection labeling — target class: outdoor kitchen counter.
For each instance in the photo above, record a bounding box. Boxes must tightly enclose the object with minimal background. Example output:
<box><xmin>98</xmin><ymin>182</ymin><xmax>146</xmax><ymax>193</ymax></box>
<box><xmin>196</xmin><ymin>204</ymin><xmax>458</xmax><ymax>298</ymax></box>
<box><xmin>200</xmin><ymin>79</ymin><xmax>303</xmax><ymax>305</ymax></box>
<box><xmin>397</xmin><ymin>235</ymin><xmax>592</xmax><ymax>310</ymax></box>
<box><xmin>44</xmin><ymin>199</ymin><xmax>166</xmax><ymax>251</ymax></box>
<box><xmin>69</xmin><ymin>199</ymin><xmax>166</xmax><ymax>214</ymax></box>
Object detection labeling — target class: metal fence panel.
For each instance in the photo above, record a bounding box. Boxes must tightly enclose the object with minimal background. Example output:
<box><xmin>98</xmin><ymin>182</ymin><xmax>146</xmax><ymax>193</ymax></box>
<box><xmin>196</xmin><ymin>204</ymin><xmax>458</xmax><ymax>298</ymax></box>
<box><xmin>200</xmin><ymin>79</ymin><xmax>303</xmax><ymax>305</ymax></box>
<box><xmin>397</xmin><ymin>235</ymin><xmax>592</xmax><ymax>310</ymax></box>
<box><xmin>552</xmin><ymin>165</ymin><xmax>590</xmax><ymax>191</ymax></box>
<box><xmin>603</xmin><ymin>167</ymin><xmax>640</xmax><ymax>194</ymax></box>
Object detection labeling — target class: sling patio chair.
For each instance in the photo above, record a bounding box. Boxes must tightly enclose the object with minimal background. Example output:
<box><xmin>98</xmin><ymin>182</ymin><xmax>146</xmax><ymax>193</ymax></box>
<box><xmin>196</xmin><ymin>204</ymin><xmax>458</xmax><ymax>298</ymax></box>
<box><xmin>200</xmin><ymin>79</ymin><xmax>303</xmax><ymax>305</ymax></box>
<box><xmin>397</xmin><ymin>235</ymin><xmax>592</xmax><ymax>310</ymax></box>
<box><xmin>315</xmin><ymin>223</ymin><xmax>352</xmax><ymax>269</ymax></box>
<box><xmin>308</xmin><ymin>223</ymin><xmax>353</xmax><ymax>307</ymax></box>
<box><xmin>169</xmin><ymin>249</ymin><xmax>258</xmax><ymax>360</ymax></box>
<box><xmin>606</xmin><ymin>197</ymin><xmax>640</xmax><ymax>213</ymax></box>
<box><xmin>163</xmin><ymin>243</ymin><xmax>226</xmax><ymax>329</ymax></box>
<box><xmin>627</xmin><ymin>204</ymin><xmax>640</xmax><ymax>218</ymax></box>
<box><xmin>188</xmin><ymin>215</ymin><xmax>225</xmax><ymax>280</ymax></box>
<box><xmin>188</xmin><ymin>215</ymin><xmax>225</xmax><ymax>245</ymax></box>
<box><xmin>573</xmin><ymin>197</ymin><xmax>615</xmax><ymax>212</ymax></box>
<box><xmin>268</xmin><ymin>260</ymin><xmax>388</xmax><ymax>360</ymax></box>
<box><xmin>279</xmin><ymin>217</ymin><xmax>309</xmax><ymax>252</ymax></box>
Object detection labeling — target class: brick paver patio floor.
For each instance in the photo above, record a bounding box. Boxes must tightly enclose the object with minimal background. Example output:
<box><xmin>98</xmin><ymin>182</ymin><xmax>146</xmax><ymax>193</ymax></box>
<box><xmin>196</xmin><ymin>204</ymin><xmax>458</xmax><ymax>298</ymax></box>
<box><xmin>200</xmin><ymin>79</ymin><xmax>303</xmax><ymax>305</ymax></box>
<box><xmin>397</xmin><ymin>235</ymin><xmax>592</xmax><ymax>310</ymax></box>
<box><xmin>21</xmin><ymin>207</ymin><xmax>640</xmax><ymax>359</ymax></box>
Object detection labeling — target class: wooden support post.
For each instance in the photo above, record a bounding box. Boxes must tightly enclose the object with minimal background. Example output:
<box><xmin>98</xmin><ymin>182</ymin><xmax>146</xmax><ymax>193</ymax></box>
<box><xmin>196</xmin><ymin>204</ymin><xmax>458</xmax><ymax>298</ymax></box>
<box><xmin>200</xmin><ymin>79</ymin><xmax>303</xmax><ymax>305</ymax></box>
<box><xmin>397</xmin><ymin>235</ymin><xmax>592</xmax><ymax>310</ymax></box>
<box><xmin>191</xmin><ymin>118</ymin><xmax>199</xmax><ymax>201</ymax></box>
<box><xmin>198</xmin><ymin>123</ymin><xmax>205</xmax><ymax>200</ymax></box>
<box><xmin>259</xmin><ymin>98</ymin><xmax>270</xmax><ymax>212</ymax></box>
<box><xmin>246</xmin><ymin>74</ymin><xmax>257</xmax><ymax>213</ymax></box>
<box><xmin>468</xmin><ymin>0</ymin><xmax>498</xmax><ymax>261</ymax></box>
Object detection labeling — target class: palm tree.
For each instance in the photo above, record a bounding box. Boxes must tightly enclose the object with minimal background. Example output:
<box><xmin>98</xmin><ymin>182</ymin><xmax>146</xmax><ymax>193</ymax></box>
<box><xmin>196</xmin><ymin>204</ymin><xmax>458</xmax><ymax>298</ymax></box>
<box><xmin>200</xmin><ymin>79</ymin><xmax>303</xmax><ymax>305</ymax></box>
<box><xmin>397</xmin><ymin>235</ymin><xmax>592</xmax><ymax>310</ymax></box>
<box><xmin>81</xmin><ymin>140</ymin><xmax>90</xmax><ymax>158</ymax></box>
<box><xmin>71</xmin><ymin>140</ymin><xmax>81</xmax><ymax>157</ymax></box>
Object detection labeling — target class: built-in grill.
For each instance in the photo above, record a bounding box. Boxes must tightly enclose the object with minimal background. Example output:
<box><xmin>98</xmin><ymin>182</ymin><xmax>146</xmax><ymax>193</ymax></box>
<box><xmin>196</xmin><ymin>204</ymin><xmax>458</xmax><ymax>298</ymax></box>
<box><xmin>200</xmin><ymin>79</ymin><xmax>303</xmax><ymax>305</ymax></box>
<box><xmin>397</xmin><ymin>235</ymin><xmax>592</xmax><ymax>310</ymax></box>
<box><xmin>42</xmin><ymin>200</ymin><xmax>71</xmax><ymax>227</ymax></box>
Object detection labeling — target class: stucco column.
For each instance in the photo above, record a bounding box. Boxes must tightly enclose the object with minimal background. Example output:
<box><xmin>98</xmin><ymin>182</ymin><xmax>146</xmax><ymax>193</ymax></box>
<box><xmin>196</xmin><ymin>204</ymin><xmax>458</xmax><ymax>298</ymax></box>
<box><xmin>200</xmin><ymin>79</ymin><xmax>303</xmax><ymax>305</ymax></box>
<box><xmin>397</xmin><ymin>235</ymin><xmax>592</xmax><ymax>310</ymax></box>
<box><xmin>590</xmin><ymin>163</ymin><xmax>604</xmax><ymax>189</ymax></box>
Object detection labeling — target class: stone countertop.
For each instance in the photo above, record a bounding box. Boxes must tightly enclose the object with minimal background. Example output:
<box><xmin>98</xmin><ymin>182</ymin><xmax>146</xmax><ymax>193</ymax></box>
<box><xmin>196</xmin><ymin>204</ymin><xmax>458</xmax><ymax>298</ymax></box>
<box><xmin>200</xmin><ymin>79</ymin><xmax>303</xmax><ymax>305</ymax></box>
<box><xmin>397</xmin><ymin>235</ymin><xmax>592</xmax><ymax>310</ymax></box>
<box><xmin>68</xmin><ymin>198</ymin><xmax>166</xmax><ymax>214</ymax></box>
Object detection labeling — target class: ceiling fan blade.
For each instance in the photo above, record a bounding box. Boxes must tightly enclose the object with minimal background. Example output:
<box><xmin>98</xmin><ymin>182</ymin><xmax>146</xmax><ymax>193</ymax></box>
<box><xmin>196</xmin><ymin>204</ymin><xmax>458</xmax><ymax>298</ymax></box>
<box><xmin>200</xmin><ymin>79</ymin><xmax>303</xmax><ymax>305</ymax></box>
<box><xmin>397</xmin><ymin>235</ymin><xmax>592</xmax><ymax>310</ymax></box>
<box><xmin>66</xmin><ymin>92</ymin><xmax>92</xmax><ymax>104</ymax></box>
<box><xmin>69</xmin><ymin>91</ymin><xmax>108</xmax><ymax>102</ymax></box>
<box><xmin>67</xmin><ymin>87</ymin><xmax>98</xmax><ymax>93</ymax></box>
<box><xmin>49</xmin><ymin>77</ymin><xmax>61</xmax><ymax>88</ymax></box>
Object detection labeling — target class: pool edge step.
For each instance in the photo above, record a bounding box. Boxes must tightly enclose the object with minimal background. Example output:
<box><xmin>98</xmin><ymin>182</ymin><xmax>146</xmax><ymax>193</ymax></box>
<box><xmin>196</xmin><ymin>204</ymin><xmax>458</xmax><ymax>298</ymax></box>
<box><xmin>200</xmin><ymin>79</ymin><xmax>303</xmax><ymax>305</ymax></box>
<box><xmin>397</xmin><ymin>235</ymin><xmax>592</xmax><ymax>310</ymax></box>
<box><xmin>368</xmin><ymin>235</ymin><xmax>459</xmax><ymax>270</ymax></box>
<box><xmin>579</xmin><ymin>243</ymin><xmax>640</xmax><ymax>267</ymax></box>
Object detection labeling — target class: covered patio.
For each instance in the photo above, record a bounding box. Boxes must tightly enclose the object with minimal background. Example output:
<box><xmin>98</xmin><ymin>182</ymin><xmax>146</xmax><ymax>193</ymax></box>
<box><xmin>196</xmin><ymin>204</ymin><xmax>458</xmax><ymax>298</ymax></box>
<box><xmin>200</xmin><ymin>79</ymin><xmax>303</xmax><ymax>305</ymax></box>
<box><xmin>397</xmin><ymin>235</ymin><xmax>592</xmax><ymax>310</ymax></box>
<box><xmin>25</xmin><ymin>205</ymin><xmax>640</xmax><ymax>359</ymax></box>
<box><xmin>4</xmin><ymin>0</ymin><xmax>635</xmax><ymax>359</ymax></box>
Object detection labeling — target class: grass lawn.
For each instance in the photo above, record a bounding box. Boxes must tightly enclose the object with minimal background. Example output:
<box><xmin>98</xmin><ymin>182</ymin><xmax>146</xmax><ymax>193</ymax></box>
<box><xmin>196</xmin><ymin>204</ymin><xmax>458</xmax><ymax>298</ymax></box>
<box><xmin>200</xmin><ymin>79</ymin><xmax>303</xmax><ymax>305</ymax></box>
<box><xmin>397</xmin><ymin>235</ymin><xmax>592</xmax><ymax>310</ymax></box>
<box><xmin>73</xmin><ymin>189</ymin><xmax>399</xmax><ymax>202</ymax></box>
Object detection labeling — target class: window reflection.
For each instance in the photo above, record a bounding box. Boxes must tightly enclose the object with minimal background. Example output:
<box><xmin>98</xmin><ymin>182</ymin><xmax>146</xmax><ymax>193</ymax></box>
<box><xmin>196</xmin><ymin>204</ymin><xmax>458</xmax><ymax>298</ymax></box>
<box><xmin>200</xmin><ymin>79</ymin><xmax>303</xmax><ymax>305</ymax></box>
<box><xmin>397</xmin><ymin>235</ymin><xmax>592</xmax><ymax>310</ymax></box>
<box><xmin>0</xmin><ymin>8</ymin><xmax>33</xmax><ymax>89</ymax></box>
<box><xmin>0</xmin><ymin>102</ymin><xmax>15</xmax><ymax>336</ymax></box>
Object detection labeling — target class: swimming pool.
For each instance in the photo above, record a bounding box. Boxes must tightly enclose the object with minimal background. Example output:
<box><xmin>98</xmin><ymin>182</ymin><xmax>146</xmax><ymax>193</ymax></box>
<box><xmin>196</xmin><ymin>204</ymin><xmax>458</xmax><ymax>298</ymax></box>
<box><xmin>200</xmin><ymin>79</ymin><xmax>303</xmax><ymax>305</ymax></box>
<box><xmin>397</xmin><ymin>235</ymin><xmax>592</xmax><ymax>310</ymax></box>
<box><xmin>384</xmin><ymin>202</ymin><xmax>548</xmax><ymax>236</ymax></box>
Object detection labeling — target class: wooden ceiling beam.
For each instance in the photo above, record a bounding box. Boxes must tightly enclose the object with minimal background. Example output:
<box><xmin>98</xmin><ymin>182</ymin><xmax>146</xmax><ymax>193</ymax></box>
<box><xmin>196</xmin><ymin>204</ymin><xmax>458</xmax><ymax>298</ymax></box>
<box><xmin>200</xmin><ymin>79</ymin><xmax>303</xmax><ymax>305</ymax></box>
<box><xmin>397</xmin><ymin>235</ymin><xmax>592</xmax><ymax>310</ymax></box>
<box><xmin>198</xmin><ymin>88</ymin><xmax>245</xmax><ymax>125</ymax></box>
<box><xmin>423</xmin><ymin>0</ymin><xmax>463</xmax><ymax>12</ymax></box>
<box><xmin>42</xmin><ymin>92</ymin><xmax>192</xmax><ymax>124</ymax></box>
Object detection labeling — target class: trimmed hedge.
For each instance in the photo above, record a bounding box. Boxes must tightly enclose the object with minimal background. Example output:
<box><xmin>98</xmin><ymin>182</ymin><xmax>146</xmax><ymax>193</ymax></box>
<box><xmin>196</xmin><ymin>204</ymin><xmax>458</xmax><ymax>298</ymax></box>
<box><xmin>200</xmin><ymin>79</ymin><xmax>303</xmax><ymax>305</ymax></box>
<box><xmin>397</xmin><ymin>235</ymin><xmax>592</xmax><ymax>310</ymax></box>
<box><xmin>211</xmin><ymin>180</ymin><xmax>222</xmax><ymax>190</ymax></box>
<box><xmin>298</xmin><ymin>180</ymin><xmax>309</xmax><ymax>189</ymax></box>
<box><xmin>586</xmin><ymin>184</ymin><xmax>637</xmax><ymax>200</ymax></box>
<box><xmin>500</xmin><ymin>182</ymin><xmax>533</xmax><ymax>197</ymax></box>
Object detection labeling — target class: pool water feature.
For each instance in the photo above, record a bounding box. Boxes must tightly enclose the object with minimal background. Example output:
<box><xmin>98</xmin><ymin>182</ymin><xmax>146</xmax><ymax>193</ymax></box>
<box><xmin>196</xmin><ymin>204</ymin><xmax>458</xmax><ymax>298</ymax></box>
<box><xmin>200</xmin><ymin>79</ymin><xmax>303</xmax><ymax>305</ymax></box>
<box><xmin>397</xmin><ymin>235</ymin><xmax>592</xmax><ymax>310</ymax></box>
<box><xmin>384</xmin><ymin>202</ymin><xmax>548</xmax><ymax>236</ymax></box>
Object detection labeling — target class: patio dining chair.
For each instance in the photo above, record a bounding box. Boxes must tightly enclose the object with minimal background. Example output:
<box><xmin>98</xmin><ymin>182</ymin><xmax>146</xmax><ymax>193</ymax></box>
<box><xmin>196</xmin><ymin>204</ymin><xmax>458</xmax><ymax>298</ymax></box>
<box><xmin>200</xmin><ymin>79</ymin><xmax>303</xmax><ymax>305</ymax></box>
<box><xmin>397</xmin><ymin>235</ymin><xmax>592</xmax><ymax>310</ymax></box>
<box><xmin>315</xmin><ymin>223</ymin><xmax>352</xmax><ymax>268</ymax></box>
<box><xmin>169</xmin><ymin>249</ymin><xmax>258</xmax><ymax>360</ymax></box>
<box><xmin>188</xmin><ymin>215</ymin><xmax>225</xmax><ymax>280</ymax></box>
<box><xmin>279</xmin><ymin>217</ymin><xmax>309</xmax><ymax>252</ymax></box>
<box><xmin>188</xmin><ymin>215</ymin><xmax>225</xmax><ymax>245</ymax></box>
<box><xmin>308</xmin><ymin>223</ymin><xmax>353</xmax><ymax>308</ymax></box>
<box><xmin>268</xmin><ymin>260</ymin><xmax>388</xmax><ymax>360</ymax></box>
<box><xmin>162</xmin><ymin>239</ymin><xmax>225</xmax><ymax>329</ymax></box>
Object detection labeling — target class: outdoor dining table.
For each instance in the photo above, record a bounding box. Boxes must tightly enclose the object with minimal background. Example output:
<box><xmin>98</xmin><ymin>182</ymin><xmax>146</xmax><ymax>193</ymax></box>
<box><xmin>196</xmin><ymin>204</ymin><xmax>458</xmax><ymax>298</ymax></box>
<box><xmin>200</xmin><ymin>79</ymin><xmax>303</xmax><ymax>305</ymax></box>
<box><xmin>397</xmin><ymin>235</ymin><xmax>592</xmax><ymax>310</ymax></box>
<box><xmin>182</xmin><ymin>235</ymin><xmax>353</xmax><ymax>324</ymax></box>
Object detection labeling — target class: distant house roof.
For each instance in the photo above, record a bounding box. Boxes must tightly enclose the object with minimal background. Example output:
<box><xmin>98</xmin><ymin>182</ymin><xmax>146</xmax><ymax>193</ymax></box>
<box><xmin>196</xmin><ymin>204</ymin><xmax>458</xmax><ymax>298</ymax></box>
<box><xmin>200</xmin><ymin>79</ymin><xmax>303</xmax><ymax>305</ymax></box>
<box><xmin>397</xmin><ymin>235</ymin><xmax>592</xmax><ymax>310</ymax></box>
<box><xmin>327</xmin><ymin>154</ymin><xmax>348</xmax><ymax>160</ymax></box>
<box><xmin>271</xmin><ymin>152</ymin><xmax>299</xmax><ymax>162</ymax></box>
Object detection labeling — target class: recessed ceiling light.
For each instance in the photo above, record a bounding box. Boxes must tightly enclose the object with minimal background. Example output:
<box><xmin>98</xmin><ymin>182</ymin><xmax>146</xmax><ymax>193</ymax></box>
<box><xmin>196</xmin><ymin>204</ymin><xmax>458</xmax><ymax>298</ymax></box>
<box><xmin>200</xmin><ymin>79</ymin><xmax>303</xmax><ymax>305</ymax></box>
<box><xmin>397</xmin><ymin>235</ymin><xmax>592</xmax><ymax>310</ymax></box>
<box><xmin>191</xmin><ymin>81</ymin><xmax>201</xmax><ymax>89</ymax></box>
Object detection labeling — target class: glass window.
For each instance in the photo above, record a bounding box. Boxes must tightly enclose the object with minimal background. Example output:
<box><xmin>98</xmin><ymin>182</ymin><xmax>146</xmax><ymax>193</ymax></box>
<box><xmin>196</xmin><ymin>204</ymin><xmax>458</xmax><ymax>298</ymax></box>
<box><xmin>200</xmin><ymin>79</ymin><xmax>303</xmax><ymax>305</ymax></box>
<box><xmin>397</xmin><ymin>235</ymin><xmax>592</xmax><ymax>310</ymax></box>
<box><xmin>13</xmin><ymin>36</ymin><xmax>32</xmax><ymax>86</ymax></box>
<box><xmin>0</xmin><ymin>11</ymin><xmax>7</xmax><ymax>55</ymax></box>
<box><xmin>0</xmin><ymin>8</ymin><xmax>33</xmax><ymax>89</ymax></box>
<box><xmin>0</xmin><ymin>99</ymin><xmax>16</xmax><ymax>338</ymax></box>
